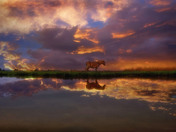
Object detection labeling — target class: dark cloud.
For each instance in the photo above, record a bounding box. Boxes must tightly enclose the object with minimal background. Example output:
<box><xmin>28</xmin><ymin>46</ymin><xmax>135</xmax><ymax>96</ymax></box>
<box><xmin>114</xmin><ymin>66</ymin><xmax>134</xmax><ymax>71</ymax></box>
<box><xmin>43</xmin><ymin>0</ymin><xmax>61</xmax><ymax>7</ymax></box>
<box><xmin>36</xmin><ymin>27</ymin><xmax>78</xmax><ymax>52</ymax></box>
<box><xmin>6</xmin><ymin>0</ymin><xmax>62</xmax><ymax>18</ymax></box>
<box><xmin>8</xmin><ymin>6</ymin><xmax>36</xmax><ymax>17</ymax></box>
<box><xmin>96</xmin><ymin>1</ymin><xmax>176</xmax><ymax>64</ymax></box>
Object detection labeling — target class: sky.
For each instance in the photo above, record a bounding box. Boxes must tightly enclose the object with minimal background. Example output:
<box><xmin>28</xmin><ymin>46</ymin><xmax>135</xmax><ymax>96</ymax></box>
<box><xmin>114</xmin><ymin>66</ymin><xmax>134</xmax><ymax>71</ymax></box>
<box><xmin>0</xmin><ymin>0</ymin><xmax>176</xmax><ymax>71</ymax></box>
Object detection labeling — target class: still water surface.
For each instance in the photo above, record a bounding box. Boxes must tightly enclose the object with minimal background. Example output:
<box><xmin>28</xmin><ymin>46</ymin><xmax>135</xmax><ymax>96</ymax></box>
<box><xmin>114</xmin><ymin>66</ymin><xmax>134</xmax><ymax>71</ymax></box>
<box><xmin>0</xmin><ymin>77</ymin><xmax>176</xmax><ymax>132</ymax></box>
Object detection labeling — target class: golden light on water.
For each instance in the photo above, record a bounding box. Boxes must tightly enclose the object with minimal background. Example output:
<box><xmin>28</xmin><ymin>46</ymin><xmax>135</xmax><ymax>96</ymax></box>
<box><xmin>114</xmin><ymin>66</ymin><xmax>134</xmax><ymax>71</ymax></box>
<box><xmin>59</xmin><ymin>78</ymin><xmax>176</xmax><ymax>104</ymax></box>
<box><xmin>61</xmin><ymin>78</ymin><xmax>176</xmax><ymax>116</ymax></box>
<box><xmin>0</xmin><ymin>78</ymin><xmax>175</xmax><ymax>116</ymax></box>
<box><xmin>5</xmin><ymin>77</ymin><xmax>175</xmax><ymax>105</ymax></box>
<box><xmin>56</xmin><ymin>78</ymin><xmax>176</xmax><ymax>116</ymax></box>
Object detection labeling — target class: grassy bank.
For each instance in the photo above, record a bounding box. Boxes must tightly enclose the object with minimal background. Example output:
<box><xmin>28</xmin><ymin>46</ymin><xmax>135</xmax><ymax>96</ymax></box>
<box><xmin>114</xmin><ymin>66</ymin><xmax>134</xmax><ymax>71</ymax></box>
<box><xmin>0</xmin><ymin>70</ymin><xmax>176</xmax><ymax>79</ymax></box>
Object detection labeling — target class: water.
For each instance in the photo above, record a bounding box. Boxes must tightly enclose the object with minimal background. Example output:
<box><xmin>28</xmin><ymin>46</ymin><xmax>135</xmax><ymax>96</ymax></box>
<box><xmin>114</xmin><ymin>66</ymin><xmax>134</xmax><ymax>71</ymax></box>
<box><xmin>0</xmin><ymin>77</ymin><xmax>176</xmax><ymax>132</ymax></box>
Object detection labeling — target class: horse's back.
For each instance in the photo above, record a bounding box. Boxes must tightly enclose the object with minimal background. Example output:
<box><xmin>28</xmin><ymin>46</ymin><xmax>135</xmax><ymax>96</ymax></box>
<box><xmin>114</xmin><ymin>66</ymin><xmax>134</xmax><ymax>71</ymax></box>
<box><xmin>86</xmin><ymin>61</ymin><xmax>91</xmax><ymax>66</ymax></box>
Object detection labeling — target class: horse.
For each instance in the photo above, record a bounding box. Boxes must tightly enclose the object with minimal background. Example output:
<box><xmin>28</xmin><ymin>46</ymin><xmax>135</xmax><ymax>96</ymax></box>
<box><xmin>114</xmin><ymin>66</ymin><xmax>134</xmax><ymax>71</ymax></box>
<box><xmin>86</xmin><ymin>60</ymin><xmax>105</xmax><ymax>71</ymax></box>
<box><xmin>86</xmin><ymin>79</ymin><xmax>106</xmax><ymax>90</ymax></box>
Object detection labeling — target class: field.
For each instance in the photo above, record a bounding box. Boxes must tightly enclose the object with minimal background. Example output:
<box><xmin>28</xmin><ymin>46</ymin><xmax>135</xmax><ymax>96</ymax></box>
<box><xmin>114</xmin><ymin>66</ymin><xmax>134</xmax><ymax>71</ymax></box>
<box><xmin>0</xmin><ymin>70</ymin><xmax>176</xmax><ymax>79</ymax></box>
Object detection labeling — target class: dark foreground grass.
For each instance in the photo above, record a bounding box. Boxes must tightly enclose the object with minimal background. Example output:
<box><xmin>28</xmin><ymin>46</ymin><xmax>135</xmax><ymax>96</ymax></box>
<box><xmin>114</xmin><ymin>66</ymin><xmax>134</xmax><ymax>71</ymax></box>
<box><xmin>0</xmin><ymin>70</ymin><xmax>176</xmax><ymax>79</ymax></box>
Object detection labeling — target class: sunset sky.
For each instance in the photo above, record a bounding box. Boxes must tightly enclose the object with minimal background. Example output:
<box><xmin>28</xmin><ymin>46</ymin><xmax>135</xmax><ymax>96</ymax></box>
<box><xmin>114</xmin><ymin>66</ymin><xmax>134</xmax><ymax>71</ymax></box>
<box><xmin>0</xmin><ymin>0</ymin><xmax>176</xmax><ymax>70</ymax></box>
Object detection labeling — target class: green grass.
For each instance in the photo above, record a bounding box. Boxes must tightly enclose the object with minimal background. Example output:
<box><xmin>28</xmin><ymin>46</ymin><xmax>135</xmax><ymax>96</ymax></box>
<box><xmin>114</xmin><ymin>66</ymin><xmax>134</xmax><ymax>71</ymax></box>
<box><xmin>0</xmin><ymin>70</ymin><xmax>176</xmax><ymax>79</ymax></box>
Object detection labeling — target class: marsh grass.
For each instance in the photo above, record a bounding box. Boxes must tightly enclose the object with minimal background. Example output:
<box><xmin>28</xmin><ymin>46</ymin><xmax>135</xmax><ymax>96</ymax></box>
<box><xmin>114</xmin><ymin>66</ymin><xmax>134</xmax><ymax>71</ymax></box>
<box><xmin>0</xmin><ymin>70</ymin><xmax>176</xmax><ymax>79</ymax></box>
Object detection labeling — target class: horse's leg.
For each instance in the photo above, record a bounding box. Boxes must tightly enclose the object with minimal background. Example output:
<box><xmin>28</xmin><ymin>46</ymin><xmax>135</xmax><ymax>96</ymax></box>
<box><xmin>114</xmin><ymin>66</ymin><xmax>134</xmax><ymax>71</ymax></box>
<box><xmin>86</xmin><ymin>67</ymin><xmax>89</xmax><ymax>71</ymax></box>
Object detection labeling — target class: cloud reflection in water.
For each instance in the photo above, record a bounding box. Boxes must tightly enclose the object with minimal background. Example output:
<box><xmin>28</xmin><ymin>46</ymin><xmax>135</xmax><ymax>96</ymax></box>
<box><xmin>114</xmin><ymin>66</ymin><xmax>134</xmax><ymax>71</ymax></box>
<box><xmin>0</xmin><ymin>77</ymin><xmax>176</xmax><ymax>116</ymax></box>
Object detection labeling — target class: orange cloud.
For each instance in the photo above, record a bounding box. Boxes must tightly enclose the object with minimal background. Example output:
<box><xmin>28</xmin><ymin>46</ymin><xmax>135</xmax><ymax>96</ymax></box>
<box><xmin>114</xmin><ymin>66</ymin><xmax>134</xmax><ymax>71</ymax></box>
<box><xmin>156</xmin><ymin>7</ymin><xmax>171</xmax><ymax>12</ymax></box>
<box><xmin>144</xmin><ymin>22</ymin><xmax>157</xmax><ymax>28</ymax></box>
<box><xmin>112</xmin><ymin>31</ymin><xmax>135</xmax><ymax>39</ymax></box>
<box><xmin>118</xmin><ymin>48</ymin><xmax>132</xmax><ymax>54</ymax></box>
<box><xmin>70</xmin><ymin>45</ymin><xmax>104</xmax><ymax>54</ymax></box>
<box><xmin>74</xmin><ymin>28</ymin><xmax>99</xmax><ymax>44</ymax></box>
<box><xmin>149</xmin><ymin>0</ymin><xmax>172</xmax><ymax>6</ymax></box>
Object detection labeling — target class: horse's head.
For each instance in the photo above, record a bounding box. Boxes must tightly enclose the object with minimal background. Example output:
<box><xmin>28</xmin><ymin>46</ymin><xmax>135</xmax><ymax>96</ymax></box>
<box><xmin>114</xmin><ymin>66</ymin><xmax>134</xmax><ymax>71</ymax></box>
<box><xmin>98</xmin><ymin>60</ymin><xmax>105</xmax><ymax>65</ymax></box>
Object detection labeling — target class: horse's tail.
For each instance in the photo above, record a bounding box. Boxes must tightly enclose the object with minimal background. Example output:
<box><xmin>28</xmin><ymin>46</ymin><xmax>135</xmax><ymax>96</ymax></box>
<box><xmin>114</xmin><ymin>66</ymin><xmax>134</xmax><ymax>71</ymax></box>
<box><xmin>86</xmin><ymin>61</ymin><xmax>91</xmax><ymax>71</ymax></box>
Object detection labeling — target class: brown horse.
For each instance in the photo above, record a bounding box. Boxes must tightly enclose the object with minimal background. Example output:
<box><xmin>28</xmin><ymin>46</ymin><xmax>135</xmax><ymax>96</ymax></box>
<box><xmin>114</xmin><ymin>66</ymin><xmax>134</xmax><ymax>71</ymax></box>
<box><xmin>86</xmin><ymin>79</ymin><xmax>106</xmax><ymax>90</ymax></box>
<box><xmin>86</xmin><ymin>60</ymin><xmax>105</xmax><ymax>71</ymax></box>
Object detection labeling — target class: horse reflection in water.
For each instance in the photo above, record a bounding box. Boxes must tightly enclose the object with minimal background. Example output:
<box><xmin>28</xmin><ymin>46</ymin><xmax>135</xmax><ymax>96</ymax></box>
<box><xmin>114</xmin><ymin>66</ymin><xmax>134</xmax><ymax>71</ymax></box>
<box><xmin>86</xmin><ymin>79</ymin><xmax>106</xmax><ymax>90</ymax></box>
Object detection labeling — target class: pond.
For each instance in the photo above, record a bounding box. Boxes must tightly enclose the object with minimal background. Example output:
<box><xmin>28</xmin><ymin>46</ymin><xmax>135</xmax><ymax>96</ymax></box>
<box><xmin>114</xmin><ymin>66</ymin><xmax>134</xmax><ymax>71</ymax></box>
<box><xmin>0</xmin><ymin>77</ymin><xmax>176</xmax><ymax>132</ymax></box>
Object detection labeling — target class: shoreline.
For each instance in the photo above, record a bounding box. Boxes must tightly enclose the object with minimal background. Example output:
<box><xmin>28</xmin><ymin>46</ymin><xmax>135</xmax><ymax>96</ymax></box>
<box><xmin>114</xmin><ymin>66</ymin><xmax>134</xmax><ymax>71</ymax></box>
<box><xmin>0</xmin><ymin>70</ymin><xmax>176</xmax><ymax>79</ymax></box>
